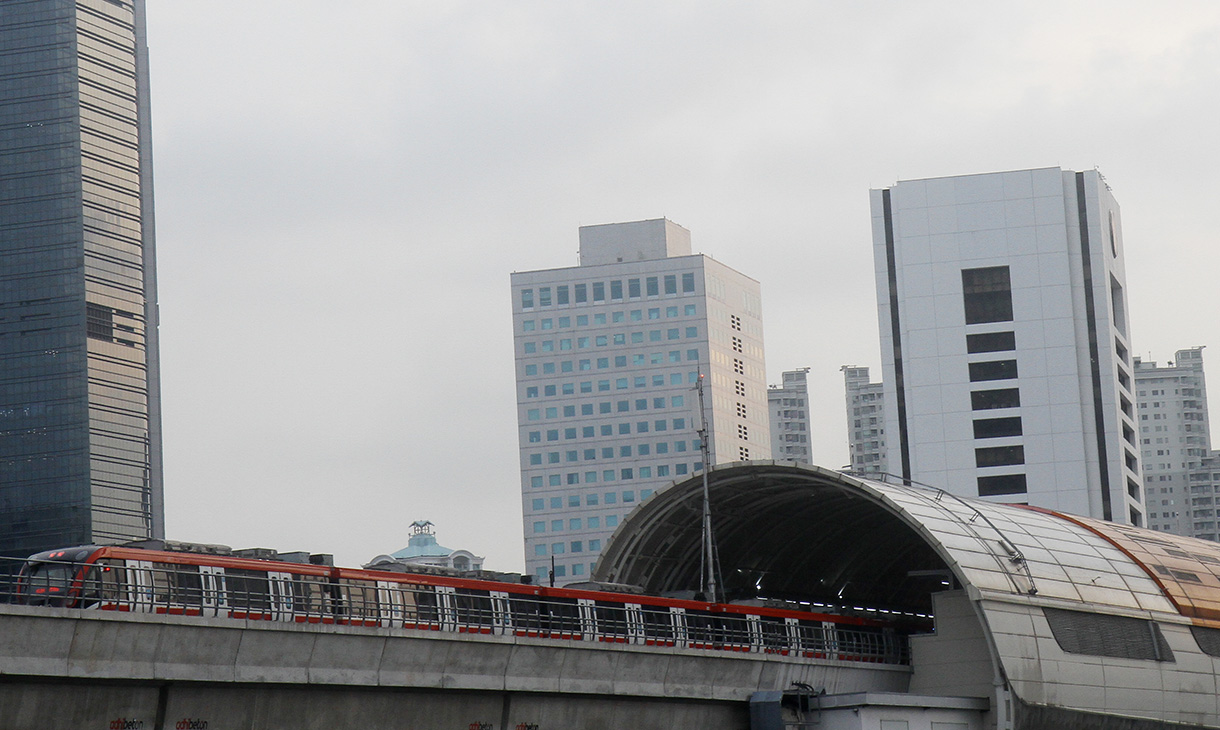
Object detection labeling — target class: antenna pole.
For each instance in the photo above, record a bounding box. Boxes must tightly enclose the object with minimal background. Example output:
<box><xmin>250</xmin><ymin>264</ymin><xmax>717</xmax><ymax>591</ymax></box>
<box><xmin>695</xmin><ymin>371</ymin><xmax>718</xmax><ymax>603</ymax></box>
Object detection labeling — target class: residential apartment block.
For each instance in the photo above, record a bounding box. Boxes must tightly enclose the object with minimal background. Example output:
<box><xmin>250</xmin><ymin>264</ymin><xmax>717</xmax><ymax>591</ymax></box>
<box><xmin>842</xmin><ymin>365</ymin><xmax>888</xmax><ymax>476</ymax></box>
<box><xmin>871</xmin><ymin>167</ymin><xmax>1145</xmax><ymax>525</ymax></box>
<box><xmin>1186</xmin><ymin>451</ymin><xmax>1220</xmax><ymax>542</ymax></box>
<box><xmin>1136</xmin><ymin>348</ymin><xmax>1211</xmax><ymax>537</ymax></box>
<box><xmin>510</xmin><ymin>219</ymin><xmax>767</xmax><ymax>584</ymax></box>
<box><xmin>768</xmin><ymin>368</ymin><xmax>812</xmax><ymax>462</ymax></box>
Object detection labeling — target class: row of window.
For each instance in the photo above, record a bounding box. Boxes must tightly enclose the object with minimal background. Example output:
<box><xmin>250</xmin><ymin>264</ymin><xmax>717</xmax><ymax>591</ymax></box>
<box><xmin>528</xmin><ymin>419</ymin><xmax>690</xmax><ymax>442</ymax></box>
<box><xmin>534</xmin><ymin>563</ymin><xmax>595</xmax><ymax>579</ymax></box>
<box><xmin>522</xmin><ymin>357</ymin><xmax>703</xmax><ymax>381</ymax></box>
<box><xmin>520</xmin><ymin>274</ymin><xmax>697</xmax><ymax>309</ymax></box>
<box><xmin>526</xmin><ymin>462</ymin><xmax>701</xmax><ymax>486</ymax></box>
<box><xmin>534</xmin><ymin>539</ymin><xmax>603</xmax><ymax>556</ymax></box>
<box><xmin>522</xmin><ymin>305</ymin><xmax>699</xmax><ymax>332</ymax></box>
<box><xmin>531</xmin><ymin>491</ymin><xmax>655</xmax><ymax>512</ymax></box>
<box><xmin>521</xmin><ymin>327</ymin><xmax>701</xmax><ymax>353</ymax></box>
<box><xmin>528</xmin><ymin>441</ymin><xmax>696</xmax><ymax>465</ymax></box>
<box><xmin>523</xmin><ymin>354</ymin><xmax>700</xmax><ymax>383</ymax></box>
<box><xmin>526</xmin><ymin>399</ymin><xmax>687</xmax><ymax>421</ymax></box>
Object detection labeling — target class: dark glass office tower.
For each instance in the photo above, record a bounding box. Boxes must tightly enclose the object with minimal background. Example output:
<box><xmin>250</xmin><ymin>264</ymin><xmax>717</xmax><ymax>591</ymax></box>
<box><xmin>0</xmin><ymin>0</ymin><xmax>163</xmax><ymax>568</ymax></box>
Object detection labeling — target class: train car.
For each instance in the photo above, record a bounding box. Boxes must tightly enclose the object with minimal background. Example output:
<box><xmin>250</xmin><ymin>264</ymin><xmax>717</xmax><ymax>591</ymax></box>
<box><xmin>17</xmin><ymin>542</ymin><xmax>911</xmax><ymax>665</ymax></box>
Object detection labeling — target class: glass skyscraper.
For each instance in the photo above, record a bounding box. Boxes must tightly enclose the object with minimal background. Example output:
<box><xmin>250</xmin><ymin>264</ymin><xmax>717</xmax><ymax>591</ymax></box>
<box><xmin>0</xmin><ymin>0</ymin><xmax>163</xmax><ymax>567</ymax></box>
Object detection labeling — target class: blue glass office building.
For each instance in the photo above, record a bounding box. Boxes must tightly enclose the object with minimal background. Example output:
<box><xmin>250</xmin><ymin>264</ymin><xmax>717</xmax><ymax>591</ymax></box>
<box><xmin>0</xmin><ymin>0</ymin><xmax>163</xmax><ymax>565</ymax></box>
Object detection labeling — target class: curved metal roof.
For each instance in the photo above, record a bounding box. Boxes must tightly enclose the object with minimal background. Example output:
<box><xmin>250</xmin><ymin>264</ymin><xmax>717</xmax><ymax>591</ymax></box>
<box><xmin>594</xmin><ymin>462</ymin><xmax>1182</xmax><ymax>617</ymax></box>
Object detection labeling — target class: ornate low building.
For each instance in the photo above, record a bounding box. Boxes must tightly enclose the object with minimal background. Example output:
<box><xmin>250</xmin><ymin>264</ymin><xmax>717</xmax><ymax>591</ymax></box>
<box><xmin>365</xmin><ymin>521</ymin><xmax>483</xmax><ymax>572</ymax></box>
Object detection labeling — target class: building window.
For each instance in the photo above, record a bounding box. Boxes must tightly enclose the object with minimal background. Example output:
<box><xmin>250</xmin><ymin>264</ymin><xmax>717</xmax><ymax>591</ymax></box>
<box><xmin>961</xmin><ymin>266</ymin><xmax>1013</xmax><ymax>324</ymax></box>
<box><xmin>521</xmin><ymin>289</ymin><xmax>534</xmax><ymax>308</ymax></box>
<box><xmin>682</xmin><ymin>273</ymin><xmax>695</xmax><ymax>293</ymax></box>
<box><xmin>664</xmin><ymin>275</ymin><xmax>677</xmax><ymax>294</ymax></box>
<box><xmin>971</xmin><ymin>388</ymin><xmax>1021</xmax><ymax>410</ymax></box>
<box><xmin>966</xmin><ymin>331</ymin><xmax>1016</xmax><ymax>354</ymax></box>
<box><xmin>610</xmin><ymin>280</ymin><xmax>623</xmax><ymax>300</ymax></box>
<box><xmin>978</xmin><ymin>474</ymin><xmax>1028</xmax><ymax>496</ymax></box>
<box><xmin>976</xmin><ymin>445</ymin><xmax>1025</xmax><ymax>467</ymax></box>
<box><xmin>969</xmin><ymin>360</ymin><xmax>1018</xmax><ymax>382</ymax></box>
<box><xmin>593</xmin><ymin>282</ymin><xmax>605</xmax><ymax>301</ymax></box>
<box><xmin>973</xmin><ymin>417</ymin><xmax>1023</xmax><ymax>439</ymax></box>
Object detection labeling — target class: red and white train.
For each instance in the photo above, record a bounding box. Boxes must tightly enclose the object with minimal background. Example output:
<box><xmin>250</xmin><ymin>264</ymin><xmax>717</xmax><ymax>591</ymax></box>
<box><xmin>18</xmin><ymin>541</ymin><xmax>912</xmax><ymax>664</ymax></box>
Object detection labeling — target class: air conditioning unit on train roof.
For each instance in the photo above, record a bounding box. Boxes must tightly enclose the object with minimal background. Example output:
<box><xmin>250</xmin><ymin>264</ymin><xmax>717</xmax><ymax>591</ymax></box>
<box><xmin>121</xmin><ymin>539</ymin><xmax>232</xmax><ymax>556</ymax></box>
<box><xmin>232</xmin><ymin>547</ymin><xmax>279</xmax><ymax>561</ymax></box>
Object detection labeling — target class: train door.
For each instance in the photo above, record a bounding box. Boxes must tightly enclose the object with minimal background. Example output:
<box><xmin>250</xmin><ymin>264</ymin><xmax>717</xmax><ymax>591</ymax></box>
<box><xmin>436</xmin><ymin>585</ymin><xmax>457</xmax><ymax>631</ymax></box>
<box><xmin>784</xmin><ymin>617</ymin><xmax>800</xmax><ymax>655</ymax></box>
<box><xmin>822</xmin><ymin>620</ymin><xmax>840</xmax><ymax>658</ymax></box>
<box><xmin>268</xmin><ymin>572</ymin><xmax>293</xmax><ymax>621</ymax></box>
<box><xmin>490</xmin><ymin>591</ymin><xmax>511</xmax><ymax>635</ymax></box>
<box><xmin>625</xmin><ymin>604</ymin><xmax>645</xmax><ymax>645</ymax></box>
<box><xmin>129</xmin><ymin>560</ymin><xmax>154</xmax><ymax>612</ymax></box>
<box><xmin>377</xmin><ymin>581</ymin><xmax>404</xmax><ymax>627</ymax></box>
<box><xmin>746</xmin><ymin>614</ymin><xmax>763</xmax><ymax>653</ymax></box>
<box><xmin>199</xmin><ymin>565</ymin><xmax>226</xmax><ymax>617</ymax></box>
<box><xmin>671</xmin><ymin>606</ymin><xmax>688</xmax><ymax>648</ymax></box>
<box><xmin>577</xmin><ymin>598</ymin><xmax>596</xmax><ymax>640</ymax></box>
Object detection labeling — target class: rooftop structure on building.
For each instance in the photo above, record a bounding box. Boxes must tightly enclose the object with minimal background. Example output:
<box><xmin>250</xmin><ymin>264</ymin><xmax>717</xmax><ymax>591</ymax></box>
<box><xmin>510</xmin><ymin>218</ymin><xmax>768</xmax><ymax>585</ymax></box>
<box><xmin>0</xmin><ymin>0</ymin><xmax>164</xmax><ymax>569</ymax></box>
<box><xmin>1136</xmin><ymin>348</ymin><xmax>1211</xmax><ymax>538</ymax></box>
<box><xmin>768</xmin><ymin>368</ymin><xmax>812</xmax><ymax>462</ymax></box>
<box><xmin>871</xmin><ymin>167</ymin><xmax>1145</xmax><ymax>525</ymax></box>
<box><xmin>365</xmin><ymin>520</ymin><xmax>484</xmax><ymax>572</ymax></box>
<box><xmin>842</xmin><ymin>365</ymin><xmax>888</xmax><ymax>476</ymax></box>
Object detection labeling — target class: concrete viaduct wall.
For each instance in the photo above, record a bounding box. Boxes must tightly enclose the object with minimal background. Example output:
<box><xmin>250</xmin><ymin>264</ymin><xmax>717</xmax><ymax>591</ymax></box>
<box><xmin>0</xmin><ymin>605</ymin><xmax>909</xmax><ymax>730</ymax></box>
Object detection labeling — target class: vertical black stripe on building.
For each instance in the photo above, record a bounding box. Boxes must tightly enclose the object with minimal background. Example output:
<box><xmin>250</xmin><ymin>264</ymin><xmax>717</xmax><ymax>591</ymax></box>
<box><xmin>883</xmin><ymin>189</ymin><xmax>912</xmax><ymax>484</ymax></box>
<box><xmin>1076</xmin><ymin>172</ymin><xmax>1113</xmax><ymax>521</ymax></box>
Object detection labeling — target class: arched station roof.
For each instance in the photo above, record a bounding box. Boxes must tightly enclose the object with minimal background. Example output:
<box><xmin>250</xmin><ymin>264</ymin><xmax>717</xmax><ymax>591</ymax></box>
<box><xmin>594</xmin><ymin>462</ymin><xmax>1220</xmax><ymax>622</ymax></box>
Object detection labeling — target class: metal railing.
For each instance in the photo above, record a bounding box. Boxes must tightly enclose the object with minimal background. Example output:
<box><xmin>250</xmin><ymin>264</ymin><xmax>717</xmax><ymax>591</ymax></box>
<box><xmin>8</xmin><ymin>558</ymin><xmax>909</xmax><ymax>665</ymax></box>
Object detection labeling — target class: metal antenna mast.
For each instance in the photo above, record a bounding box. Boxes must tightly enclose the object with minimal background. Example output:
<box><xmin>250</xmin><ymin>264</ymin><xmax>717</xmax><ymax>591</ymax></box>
<box><xmin>695</xmin><ymin>371</ymin><xmax>720</xmax><ymax>603</ymax></box>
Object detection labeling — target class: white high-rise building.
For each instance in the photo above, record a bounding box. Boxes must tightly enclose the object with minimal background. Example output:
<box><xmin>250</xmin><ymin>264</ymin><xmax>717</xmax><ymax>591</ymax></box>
<box><xmin>1136</xmin><ymin>348</ymin><xmax>1211</xmax><ymax>537</ymax></box>
<box><xmin>768</xmin><ymin>369</ymin><xmax>812</xmax><ymax>462</ymax></box>
<box><xmin>510</xmin><ymin>219</ymin><xmax>768</xmax><ymax>584</ymax></box>
<box><xmin>871</xmin><ymin>167</ymin><xmax>1146</xmax><ymax>525</ymax></box>
<box><xmin>842</xmin><ymin>366</ymin><xmax>888</xmax><ymax>476</ymax></box>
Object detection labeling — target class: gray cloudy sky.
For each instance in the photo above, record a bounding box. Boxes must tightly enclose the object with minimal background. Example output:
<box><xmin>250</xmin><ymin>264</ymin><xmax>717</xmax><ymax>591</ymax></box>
<box><xmin>146</xmin><ymin>2</ymin><xmax>1220</xmax><ymax>571</ymax></box>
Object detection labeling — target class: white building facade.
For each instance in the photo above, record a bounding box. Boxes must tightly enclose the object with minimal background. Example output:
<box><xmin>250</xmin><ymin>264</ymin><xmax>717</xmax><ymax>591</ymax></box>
<box><xmin>871</xmin><ymin>167</ymin><xmax>1146</xmax><ymax>525</ymax></box>
<box><xmin>842</xmin><ymin>365</ymin><xmax>888</xmax><ymax>476</ymax></box>
<box><xmin>511</xmin><ymin>219</ymin><xmax>768</xmax><ymax>584</ymax></box>
<box><xmin>768</xmin><ymin>368</ymin><xmax>812</xmax><ymax>462</ymax></box>
<box><xmin>1136</xmin><ymin>348</ymin><xmax>1211</xmax><ymax>537</ymax></box>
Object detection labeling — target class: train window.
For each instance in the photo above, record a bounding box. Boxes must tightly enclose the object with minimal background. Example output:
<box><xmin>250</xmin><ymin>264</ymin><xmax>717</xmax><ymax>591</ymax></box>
<box><xmin>340</xmin><ymin>581</ymin><xmax>380</xmax><ymax>619</ymax></box>
<box><xmin>794</xmin><ymin>620</ymin><xmax>831</xmax><ymax>655</ymax></box>
<box><xmin>454</xmin><ymin>589</ymin><xmax>494</xmax><ymax>628</ymax></box>
<box><xmin>686</xmin><ymin>610</ymin><xmax>749</xmax><ymax>648</ymax></box>
<box><xmin>291</xmin><ymin>576</ymin><xmax>330</xmax><ymax>616</ymax></box>
<box><xmin>24</xmin><ymin>561</ymin><xmax>78</xmax><ymax>606</ymax></box>
<box><xmin>509</xmin><ymin>595</ymin><xmax>580</xmax><ymax>636</ymax></box>
<box><xmin>640</xmin><ymin>606</ymin><xmax>676</xmax><ymax>644</ymax></box>
<box><xmin>227</xmin><ymin>569</ymin><xmax>271</xmax><ymax>611</ymax></box>
<box><xmin>1043</xmin><ymin>608</ymin><xmax>1174</xmax><ymax>662</ymax></box>
<box><xmin>759</xmin><ymin>617</ymin><xmax>789</xmax><ymax>652</ymax></box>
<box><xmin>595</xmin><ymin>602</ymin><xmax>628</xmax><ymax>639</ymax></box>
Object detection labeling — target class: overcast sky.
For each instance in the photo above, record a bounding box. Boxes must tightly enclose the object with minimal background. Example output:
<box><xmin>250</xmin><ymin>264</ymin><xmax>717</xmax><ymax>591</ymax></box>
<box><xmin>145</xmin><ymin>2</ymin><xmax>1220</xmax><ymax>571</ymax></box>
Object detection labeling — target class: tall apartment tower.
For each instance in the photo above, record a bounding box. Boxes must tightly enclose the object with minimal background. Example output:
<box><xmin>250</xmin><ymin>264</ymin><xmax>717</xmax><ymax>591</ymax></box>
<box><xmin>1186</xmin><ymin>452</ymin><xmax>1220</xmax><ymax>542</ymax></box>
<box><xmin>768</xmin><ymin>369</ymin><xmax>811</xmax><ymax>462</ymax></box>
<box><xmin>0</xmin><ymin>0</ymin><xmax>164</xmax><ymax>565</ymax></box>
<box><xmin>511</xmin><ymin>219</ymin><xmax>767</xmax><ymax>584</ymax></box>
<box><xmin>871</xmin><ymin>167</ymin><xmax>1145</xmax><ymax>525</ymax></box>
<box><xmin>1135</xmin><ymin>348</ymin><xmax>1211</xmax><ymax>537</ymax></box>
<box><xmin>842</xmin><ymin>366</ymin><xmax>888</xmax><ymax>476</ymax></box>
